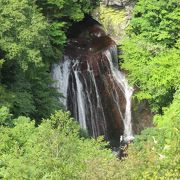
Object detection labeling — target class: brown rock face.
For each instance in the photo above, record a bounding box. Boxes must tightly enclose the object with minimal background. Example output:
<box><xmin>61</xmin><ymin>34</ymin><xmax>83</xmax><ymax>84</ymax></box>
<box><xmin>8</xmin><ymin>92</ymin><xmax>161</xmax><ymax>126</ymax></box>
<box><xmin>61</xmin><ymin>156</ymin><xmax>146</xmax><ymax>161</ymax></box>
<box><xmin>66</xmin><ymin>25</ymin><xmax>125</xmax><ymax>142</ymax></box>
<box><xmin>132</xmin><ymin>99</ymin><xmax>154</xmax><ymax>134</ymax></box>
<box><xmin>52</xmin><ymin>18</ymin><xmax>133</xmax><ymax>145</ymax></box>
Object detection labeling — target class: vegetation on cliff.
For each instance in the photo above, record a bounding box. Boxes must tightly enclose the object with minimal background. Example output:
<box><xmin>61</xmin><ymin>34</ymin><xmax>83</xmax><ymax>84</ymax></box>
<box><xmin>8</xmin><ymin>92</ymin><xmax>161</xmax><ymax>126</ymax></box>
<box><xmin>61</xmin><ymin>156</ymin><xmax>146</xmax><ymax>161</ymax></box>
<box><xmin>93</xmin><ymin>4</ymin><xmax>126</xmax><ymax>41</ymax></box>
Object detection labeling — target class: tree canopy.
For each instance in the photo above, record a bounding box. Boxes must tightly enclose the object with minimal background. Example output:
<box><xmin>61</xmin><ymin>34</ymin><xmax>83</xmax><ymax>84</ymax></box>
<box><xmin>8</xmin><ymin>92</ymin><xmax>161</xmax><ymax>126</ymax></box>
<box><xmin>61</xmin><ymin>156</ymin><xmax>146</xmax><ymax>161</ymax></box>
<box><xmin>121</xmin><ymin>0</ymin><xmax>180</xmax><ymax>112</ymax></box>
<box><xmin>0</xmin><ymin>0</ymin><xmax>99</xmax><ymax>120</ymax></box>
<box><xmin>118</xmin><ymin>0</ymin><xmax>180</xmax><ymax>178</ymax></box>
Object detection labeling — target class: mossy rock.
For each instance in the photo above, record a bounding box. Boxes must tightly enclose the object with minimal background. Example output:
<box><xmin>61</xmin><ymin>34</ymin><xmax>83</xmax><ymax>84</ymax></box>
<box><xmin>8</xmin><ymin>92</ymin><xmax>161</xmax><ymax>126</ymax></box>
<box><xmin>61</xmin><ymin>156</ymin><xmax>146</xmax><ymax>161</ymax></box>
<box><xmin>93</xmin><ymin>5</ymin><xmax>127</xmax><ymax>42</ymax></box>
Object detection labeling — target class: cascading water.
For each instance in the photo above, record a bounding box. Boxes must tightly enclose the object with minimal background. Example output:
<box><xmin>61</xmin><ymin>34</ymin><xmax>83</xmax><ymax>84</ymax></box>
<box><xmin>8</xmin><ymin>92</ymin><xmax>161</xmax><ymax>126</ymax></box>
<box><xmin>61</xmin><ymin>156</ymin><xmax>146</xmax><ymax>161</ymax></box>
<box><xmin>74</xmin><ymin>70</ymin><xmax>87</xmax><ymax>130</ymax></box>
<box><xmin>104</xmin><ymin>47</ymin><xmax>134</xmax><ymax>142</ymax></box>
<box><xmin>52</xmin><ymin>57</ymin><xmax>71</xmax><ymax>107</ymax></box>
<box><xmin>52</xmin><ymin>19</ymin><xmax>134</xmax><ymax>143</ymax></box>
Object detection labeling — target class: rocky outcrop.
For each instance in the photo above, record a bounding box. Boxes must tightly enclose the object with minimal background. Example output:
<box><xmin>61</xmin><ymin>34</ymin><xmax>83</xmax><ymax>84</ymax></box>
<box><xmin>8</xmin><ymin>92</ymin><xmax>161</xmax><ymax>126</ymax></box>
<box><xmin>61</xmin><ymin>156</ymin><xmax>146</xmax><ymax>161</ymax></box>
<box><xmin>52</xmin><ymin>19</ymin><xmax>134</xmax><ymax>144</ymax></box>
<box><xmin>132</xmin><ymin>100</ymin><xmax>154</xmax><ymax>134</ymax></box>
<box><xmin>103</xmin><ymin>0</ymin><xmax>132</xmax><ymax>7</ymax></box>
<box><xmin>92</xmin><ymin>2</ymin><xmax>134</xmax><ymax>42</ymax></box>
<box><xmin>66</xmin><ymin>25</ymin><xmax>126</xmax><ymax>142</ymax></box>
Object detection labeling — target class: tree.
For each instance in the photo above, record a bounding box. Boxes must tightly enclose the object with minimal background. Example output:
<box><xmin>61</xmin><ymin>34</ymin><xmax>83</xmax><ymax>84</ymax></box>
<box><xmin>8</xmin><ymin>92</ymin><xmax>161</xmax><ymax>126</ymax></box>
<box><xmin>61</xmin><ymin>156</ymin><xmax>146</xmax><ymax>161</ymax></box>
<box><xmin>118</xmin><ymin>1</ymin><xmax>180</xmax><ymax>177</ymax></box>
<box><xmin>0</xmin><ymin>109</ymin><xmax>120</xmax><ymax>179</ymax></box>
<box><xmin>129</xmin><ymin>0</ymin><xmax>179</xmax><ymax>47</ymax></box>
<box><xmin>0</xmin><ymin>0</ymin><xmax>101</xmax><ymax>120</ymax></box>
<box><xmin>120</xmin><ymin>0</ymin><xmax>180</xmax><ymax>112</ymax></box>
<box><xmin>0</xmin><ymin>0</ymin><xmax>60</xmax><ymax>119</ymax></box>
<box><xmin>0</xmin><ymin>0</ymin><xmax>52</xmax><ymax>70</ymax></box>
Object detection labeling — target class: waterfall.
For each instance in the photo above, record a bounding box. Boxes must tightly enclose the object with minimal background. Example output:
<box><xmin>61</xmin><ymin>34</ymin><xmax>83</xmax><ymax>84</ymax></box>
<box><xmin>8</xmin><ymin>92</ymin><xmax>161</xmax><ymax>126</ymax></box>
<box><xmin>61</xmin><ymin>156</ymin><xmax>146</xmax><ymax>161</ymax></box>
<box><xmin>74</xmin><ymin>70</ymin><xmax>87</xmax><ymax>130</ymax></box>
<box><xmin>104</xmin><ymin>46</ymin><xmax>134</xmax><ymax>142</ymax></box>
<box><xmin>52</xmin><ymin>57</ymin><xmax>71</xmax><ymax>107</ymax></box>
<box><xmin>52</xmin><ymin>23</ymin><xmax>134</xmax><ymax>143</ymax></box>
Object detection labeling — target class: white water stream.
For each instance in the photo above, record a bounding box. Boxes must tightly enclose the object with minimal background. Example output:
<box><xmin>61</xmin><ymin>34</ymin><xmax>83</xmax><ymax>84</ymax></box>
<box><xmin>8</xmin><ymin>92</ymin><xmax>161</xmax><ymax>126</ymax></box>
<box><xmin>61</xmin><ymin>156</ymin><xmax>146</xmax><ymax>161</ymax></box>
<box><xmin>105</xmin><ymin>46</ymin><xmax>134</xmax><ymax>142</ymax></box>
<box><xmin>52</xmin><ymin>45</ymin><xmax>134</xmax><ymax>142</ymax></box>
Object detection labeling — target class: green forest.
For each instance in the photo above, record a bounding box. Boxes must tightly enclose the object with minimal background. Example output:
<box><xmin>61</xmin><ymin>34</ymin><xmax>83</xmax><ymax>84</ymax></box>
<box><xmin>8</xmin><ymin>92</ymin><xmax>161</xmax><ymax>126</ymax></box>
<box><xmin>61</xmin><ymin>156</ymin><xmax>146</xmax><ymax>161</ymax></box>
<box><xmin>0</xmin><ymin>0</ymin><xmax>179</xmax><ymax>179</ymax></box>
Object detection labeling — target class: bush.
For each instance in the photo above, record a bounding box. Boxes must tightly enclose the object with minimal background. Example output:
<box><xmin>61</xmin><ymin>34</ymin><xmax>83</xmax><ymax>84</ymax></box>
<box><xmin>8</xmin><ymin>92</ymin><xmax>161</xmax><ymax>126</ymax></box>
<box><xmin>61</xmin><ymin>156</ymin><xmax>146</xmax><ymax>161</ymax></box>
<box><xmin>0</xmin><ymin>109</ymin><xmax>120</xmax><ymax>179</ymax></box>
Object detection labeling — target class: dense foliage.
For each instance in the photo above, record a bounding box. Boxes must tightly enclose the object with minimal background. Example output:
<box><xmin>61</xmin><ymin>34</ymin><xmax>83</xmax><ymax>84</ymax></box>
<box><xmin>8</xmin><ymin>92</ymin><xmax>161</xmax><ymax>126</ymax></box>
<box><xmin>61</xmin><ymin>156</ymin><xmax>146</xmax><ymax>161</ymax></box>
<box><xmin>0</xmin><ymin>0</ymin><xmax>99</xmax><ymax>120</ymax></box>
<box><xmin>121</xmin><ymin>0</ymin><xmax>180</xmax><ymax>112</ymax></box>
<box><xmin>119</xmin><ymin>0</ymin><xmax>180</xmax><ymax>178</ymax></box>
<box><xmin>116</xmin><ymin>90</ymin><xmax>180</xmax><ymax>179</ymax></box>
<box><xmin>0</xmin><ymin>0</ymin><xmax>179</xmax><ymax>179</ymax></box>
<box><xmin>0</xmin><ymin>109</ymin><xmax>122</xmax><ymax>179</ymax></box>
<box><xmin>0</xmin><ymin>97</ymin><xmax>179</xmax><ymax>179</ymax></box>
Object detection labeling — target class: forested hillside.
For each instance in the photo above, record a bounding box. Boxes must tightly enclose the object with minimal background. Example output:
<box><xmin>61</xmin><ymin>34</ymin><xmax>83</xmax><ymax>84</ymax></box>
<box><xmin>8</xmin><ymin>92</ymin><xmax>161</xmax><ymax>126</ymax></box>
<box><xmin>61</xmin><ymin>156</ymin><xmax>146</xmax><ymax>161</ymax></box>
<box><xmin>0</xmin><ymin>0</ymin><xmax>179</xmax><ymax>179</ymax></box>
<box><xmin>0</xmin><ymin>0</ymin><xmax>100</xmax><ymax>120</ymax></box>
<box><xmin>121</xmin><ymin>0</ymin><xmax>180</xmax><ymax>113</ymax></box>
<box><xmin>119</xmin><ymin>0</ymin><xmax>179</xmax><ymax>178</ymax></box>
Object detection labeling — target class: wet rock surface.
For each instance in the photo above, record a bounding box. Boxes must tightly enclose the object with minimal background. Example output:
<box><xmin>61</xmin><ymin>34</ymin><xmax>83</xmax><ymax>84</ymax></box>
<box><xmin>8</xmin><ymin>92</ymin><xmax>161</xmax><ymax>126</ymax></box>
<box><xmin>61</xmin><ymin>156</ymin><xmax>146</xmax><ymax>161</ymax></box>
<box><xmin>66</xmin><ymin>23</ymin><xmax>125</xmax><ymax>141</ymax></box>
<box><xmin>52</xmin><ymin>17</ymin><xmax>134</xmax><ymax>144</ymax></box>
